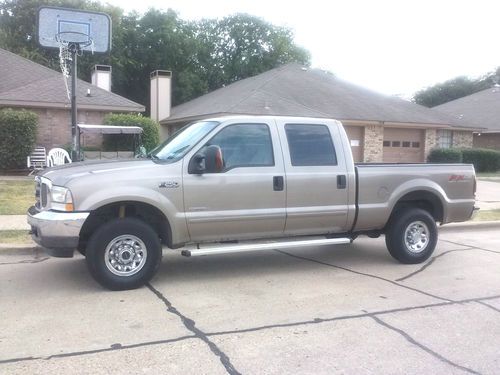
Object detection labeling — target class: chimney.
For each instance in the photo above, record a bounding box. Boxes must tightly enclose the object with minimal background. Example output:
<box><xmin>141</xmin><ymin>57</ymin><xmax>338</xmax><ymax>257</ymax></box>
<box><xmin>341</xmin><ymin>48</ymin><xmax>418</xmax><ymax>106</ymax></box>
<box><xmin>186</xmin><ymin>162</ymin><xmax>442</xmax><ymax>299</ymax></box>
<box><xmin>150</xmin><ymin>70</ymin><xmax>172</xmax><ymax>122</ymax></box>
<box><xmin>91</xmin><ymin>65</ymin><xmax>112</xmax><ymax>91</ymax></box>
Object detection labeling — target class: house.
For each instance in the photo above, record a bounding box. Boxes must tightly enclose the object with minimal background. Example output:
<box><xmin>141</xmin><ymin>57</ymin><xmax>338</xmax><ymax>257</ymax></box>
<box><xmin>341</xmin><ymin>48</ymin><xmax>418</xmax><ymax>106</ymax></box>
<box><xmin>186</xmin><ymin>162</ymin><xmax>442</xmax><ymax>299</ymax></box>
<box><xmin>433</xmin><ymin>86</ymin><xmax>500</xmax><ymax>151</ymax></box>
<box><xmin>0</xmin><ymin>48</ymin><xmax>144</xmax><ymax>150</ymax></box>
<box><xmin>154</xmin><ymin>64</ymin><xmax>477</xmax><ymax>163</ymax></box>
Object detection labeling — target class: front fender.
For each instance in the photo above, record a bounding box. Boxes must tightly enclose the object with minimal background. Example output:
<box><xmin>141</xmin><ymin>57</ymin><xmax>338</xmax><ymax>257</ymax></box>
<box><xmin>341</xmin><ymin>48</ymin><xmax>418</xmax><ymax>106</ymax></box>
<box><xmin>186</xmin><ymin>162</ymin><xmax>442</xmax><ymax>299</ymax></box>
<box><xmin>77</xmin><ymin>187</ymin><xmax>188</xmax><ymax>245</ymax></box>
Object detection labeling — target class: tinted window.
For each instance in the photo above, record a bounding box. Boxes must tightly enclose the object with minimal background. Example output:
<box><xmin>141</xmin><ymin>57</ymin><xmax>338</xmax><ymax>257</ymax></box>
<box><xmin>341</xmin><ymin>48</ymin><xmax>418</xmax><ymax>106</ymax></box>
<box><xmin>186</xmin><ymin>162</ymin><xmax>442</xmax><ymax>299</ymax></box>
<box><xmin>285</xmin><ymin>124</ymin><xmax>337</xmax><ymax>166</ymax></box>
<box><xmin>207</xmin><ymin>123</ymin><xmax>274</xmax><ymax>170</ymax></box>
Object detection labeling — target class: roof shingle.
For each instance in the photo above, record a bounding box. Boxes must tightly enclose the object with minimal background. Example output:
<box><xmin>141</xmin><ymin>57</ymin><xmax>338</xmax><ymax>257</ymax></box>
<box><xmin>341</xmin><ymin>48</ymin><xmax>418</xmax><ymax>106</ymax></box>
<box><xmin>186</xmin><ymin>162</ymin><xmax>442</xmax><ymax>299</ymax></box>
<box><xmin>434</xmin><ymin>87</ymin><xmax>500</xmax><ymax>132</ymax></box>
<box><xmin>165</xmin><ymin>63</ymin><xmax>463</xmax><ymax>127</ymax></box>
<box><xmin>0</xmin><ymin>48</ymin><xmax>144</xmax><ymax>112</ymax></box>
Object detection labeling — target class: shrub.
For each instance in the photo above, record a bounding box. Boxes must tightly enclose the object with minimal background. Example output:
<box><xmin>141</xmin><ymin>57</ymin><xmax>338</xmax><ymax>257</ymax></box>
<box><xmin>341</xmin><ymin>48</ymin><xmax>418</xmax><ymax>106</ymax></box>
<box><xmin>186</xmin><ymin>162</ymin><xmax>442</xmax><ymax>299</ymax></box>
<box><xmin>0</xmin><ymin>109</ymin><xmax>38</xmax><ymax>169</ymax></box>
<box><xmin>461</xmin><ymin>148</ymin><xmax>500</xmax><ymax>172</ymax></box>
<box><xmin>427</xmin><ymin>148</ymin><xmax>463</xmax><ymax>163</ymax></box>
<box><xmin>102</xmin><ymin>113</ymin><xmax>160</xmax><ymax>152</ymax></box>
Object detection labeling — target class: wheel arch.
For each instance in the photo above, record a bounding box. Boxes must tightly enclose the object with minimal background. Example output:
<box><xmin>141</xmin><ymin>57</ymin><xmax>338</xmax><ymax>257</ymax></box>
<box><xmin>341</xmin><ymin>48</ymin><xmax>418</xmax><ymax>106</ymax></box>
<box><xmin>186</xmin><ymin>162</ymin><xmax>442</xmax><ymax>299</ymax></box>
<box><xmin>386</xmin><ymin>189</ymin><xmax>444</xmax><ymax>233</ymax></box>
<box><xmin>78</xmin><ymin>201</ymin><xmax>174</xmax><ymax>251</ymax></box>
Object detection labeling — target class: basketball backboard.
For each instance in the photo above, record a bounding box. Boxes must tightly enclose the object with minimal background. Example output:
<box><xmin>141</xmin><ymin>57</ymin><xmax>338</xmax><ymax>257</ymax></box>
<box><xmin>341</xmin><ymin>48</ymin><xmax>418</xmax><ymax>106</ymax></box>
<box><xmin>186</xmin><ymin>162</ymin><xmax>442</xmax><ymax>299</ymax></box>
<box><xmin>38</xmin><ymin>6</ymin><xmax>111</xmax><ymax>53</ymax></box>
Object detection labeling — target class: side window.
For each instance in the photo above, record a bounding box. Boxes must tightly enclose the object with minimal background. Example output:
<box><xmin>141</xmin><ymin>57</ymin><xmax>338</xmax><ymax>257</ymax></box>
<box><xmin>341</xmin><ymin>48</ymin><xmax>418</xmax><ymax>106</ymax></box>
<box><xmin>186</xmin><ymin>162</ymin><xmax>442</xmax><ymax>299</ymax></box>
<box><xmin>285</xmin><ymin>124</ymin><xmax>337</xmax><ymax>166</ymax></box>
<box><xmin>206</xmin><ymin>123</ymin><xmax>274</xmax><ymax>170</ymax></box>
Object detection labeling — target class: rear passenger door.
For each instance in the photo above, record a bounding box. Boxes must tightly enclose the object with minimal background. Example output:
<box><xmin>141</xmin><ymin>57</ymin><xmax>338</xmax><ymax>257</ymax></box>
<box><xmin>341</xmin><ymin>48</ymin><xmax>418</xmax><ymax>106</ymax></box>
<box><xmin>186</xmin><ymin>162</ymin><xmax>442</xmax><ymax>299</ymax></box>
<box><xmin>276</xmin><ymin>120</ymin><xmax>350</xmax><ymax>235</ymax></box>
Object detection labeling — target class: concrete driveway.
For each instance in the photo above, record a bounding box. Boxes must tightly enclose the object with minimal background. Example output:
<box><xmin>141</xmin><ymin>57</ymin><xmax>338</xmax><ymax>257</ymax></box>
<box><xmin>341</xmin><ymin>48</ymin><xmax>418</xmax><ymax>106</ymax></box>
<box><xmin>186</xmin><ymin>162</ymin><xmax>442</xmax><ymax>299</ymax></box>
<box><xmin>1</xmin><ymin>225</ymin><xmax>500</xmax><ymax>374</ymax></box>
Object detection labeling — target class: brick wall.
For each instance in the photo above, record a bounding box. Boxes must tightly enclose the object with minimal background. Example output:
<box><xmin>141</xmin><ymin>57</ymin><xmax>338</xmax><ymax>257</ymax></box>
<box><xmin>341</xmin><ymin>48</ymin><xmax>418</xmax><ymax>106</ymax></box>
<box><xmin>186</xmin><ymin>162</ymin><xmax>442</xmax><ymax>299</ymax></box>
<box><xmin>452</xmin><ymin>130</ymin><xmax>473</xmax><ymax>148</ymax></box>
<box><xmin>473</xmin><ymin>133</ymin><xmax>500</xmax><ymax>150</ymax></box>
<box><xmin>363</xmin><ymin>125</ymin><xmax>383</xmax><ymax>162</ymax></box>
<box><xmin>32</xmin><ymin>108</ymin><xmax>107</xmax><ymax>149</ymax></box>
<box><xmin>424</xmin><ymin>129</ymin><xmax>437</xmax><ymax>160</ymax></box>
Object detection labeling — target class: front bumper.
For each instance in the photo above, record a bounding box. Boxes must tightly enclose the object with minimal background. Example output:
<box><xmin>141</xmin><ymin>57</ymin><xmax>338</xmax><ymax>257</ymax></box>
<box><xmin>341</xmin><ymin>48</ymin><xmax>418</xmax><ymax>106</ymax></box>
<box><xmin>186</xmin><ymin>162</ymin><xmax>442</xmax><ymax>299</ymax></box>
<box><xmin>27</xmin><ymin>206</ymin><xmax>89</xmax><ymax>257</ymax></box>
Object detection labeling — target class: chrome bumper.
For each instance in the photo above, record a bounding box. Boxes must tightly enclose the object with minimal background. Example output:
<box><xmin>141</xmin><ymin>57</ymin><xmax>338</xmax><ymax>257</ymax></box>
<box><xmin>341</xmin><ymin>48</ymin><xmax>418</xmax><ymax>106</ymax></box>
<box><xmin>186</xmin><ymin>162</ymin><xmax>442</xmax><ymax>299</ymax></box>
<box><xmin>27</xmin><ymin>206</ymin><xmax>89</xmax><ymax>257</ymax></box>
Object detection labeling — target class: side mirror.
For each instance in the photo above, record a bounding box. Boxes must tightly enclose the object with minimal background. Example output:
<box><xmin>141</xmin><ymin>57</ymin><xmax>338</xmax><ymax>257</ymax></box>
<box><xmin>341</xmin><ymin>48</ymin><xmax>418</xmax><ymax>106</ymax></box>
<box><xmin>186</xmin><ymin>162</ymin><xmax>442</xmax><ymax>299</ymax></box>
<box><xmin>188</xmin><ymin>153</ymin><xmax>206</xmax><ymax>174</ymax></box>
<box><xmin>188</xmin><ymin>145</ymin><xmax>224</xmax><ymax>174</ymax></box>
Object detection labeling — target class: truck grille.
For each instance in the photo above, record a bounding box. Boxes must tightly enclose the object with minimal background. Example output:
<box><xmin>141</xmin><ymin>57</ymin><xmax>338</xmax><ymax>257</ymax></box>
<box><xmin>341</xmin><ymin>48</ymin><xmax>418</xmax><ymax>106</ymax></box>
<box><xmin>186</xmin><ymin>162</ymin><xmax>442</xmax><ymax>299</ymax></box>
<box><xmin>35</xmin><ymin>177</ymin><xmax>49</xmax><ymax>209</ymax></box>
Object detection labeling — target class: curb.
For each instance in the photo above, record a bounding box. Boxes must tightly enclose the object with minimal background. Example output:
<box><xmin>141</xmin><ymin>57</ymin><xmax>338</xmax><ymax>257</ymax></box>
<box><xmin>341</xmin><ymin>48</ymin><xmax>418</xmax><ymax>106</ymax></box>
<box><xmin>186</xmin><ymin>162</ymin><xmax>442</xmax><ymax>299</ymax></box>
<box><xmin>0</xmin><ymin>243</ymin><xmax>41</xmax><ymax>256</ymax></box>
<box><xmin>439</xmin><ymin>220</ymin><xmax>500</xmax><ymax>231</ymax></box>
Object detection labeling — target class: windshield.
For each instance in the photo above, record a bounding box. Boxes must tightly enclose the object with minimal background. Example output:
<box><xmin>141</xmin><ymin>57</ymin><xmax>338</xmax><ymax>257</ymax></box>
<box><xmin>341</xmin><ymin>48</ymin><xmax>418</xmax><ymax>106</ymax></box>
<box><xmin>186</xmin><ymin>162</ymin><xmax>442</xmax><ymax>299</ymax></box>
<box><xmin>150</xmin><ymin>121</ymin><xmax>220</xmax><ymax>162</ymax></box>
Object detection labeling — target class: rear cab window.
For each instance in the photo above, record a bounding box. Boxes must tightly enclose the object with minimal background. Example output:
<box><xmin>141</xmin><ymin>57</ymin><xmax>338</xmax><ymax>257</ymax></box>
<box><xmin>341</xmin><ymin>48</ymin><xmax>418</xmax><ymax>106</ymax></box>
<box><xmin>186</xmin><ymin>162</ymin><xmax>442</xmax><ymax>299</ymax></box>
<box><xmin>285</xmin><ymin>124</ymin><xmax>337</xmax><ymax>166</ymax></box>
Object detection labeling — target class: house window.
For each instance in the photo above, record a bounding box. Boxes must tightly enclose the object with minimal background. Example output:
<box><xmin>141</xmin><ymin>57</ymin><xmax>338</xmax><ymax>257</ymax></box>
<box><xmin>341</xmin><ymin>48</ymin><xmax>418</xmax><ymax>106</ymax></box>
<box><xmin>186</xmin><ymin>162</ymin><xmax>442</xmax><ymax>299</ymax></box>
<box><xmin>437</xmin><ymin>130</ymin><xmax>453</xmax><ymax>148</ymax></box>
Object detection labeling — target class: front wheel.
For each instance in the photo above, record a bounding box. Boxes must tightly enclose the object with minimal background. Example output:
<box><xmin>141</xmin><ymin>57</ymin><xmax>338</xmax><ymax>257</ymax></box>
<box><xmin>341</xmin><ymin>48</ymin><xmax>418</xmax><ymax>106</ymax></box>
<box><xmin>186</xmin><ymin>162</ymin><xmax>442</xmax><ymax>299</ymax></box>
<box><xmin>86</xmin><ymin>218</ymin><xmax>162</xmax><ymax>290</ymax></box>
<box><xmin>385</xmin><ymin>208</ymin><xmax>437</xmax><ymax>264</ymax></box>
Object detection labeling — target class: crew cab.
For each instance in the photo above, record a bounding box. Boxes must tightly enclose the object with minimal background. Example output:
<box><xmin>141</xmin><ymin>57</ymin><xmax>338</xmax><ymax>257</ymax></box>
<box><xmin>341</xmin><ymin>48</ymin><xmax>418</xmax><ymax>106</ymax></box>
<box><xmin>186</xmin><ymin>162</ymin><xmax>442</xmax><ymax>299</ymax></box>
<box><xmin>28</xmin><ymin>116</ymin><xmax>477</xmax><ymax>290</ymax></box>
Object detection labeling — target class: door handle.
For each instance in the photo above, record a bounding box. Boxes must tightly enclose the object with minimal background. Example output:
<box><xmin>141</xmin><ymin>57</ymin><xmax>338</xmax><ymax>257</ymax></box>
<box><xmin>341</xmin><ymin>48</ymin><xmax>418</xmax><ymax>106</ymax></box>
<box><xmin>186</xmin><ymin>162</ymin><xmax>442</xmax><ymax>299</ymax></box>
<box><xmin>273</xmin><ymin>176</ymin><xmax>284</xmax><ymax>191</ymax></box>
<box><xmin>337</xmin><ymin>175</ymin><xmax>346</xmax><ymax>189</ymax></box>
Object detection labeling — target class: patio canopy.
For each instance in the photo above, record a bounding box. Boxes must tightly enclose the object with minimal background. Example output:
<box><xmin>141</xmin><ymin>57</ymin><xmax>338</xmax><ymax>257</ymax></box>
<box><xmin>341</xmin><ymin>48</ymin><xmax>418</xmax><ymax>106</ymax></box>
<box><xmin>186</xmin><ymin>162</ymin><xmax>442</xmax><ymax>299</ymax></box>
<box><xmin>77</xmin><ymin>124</ymin><xmax>143</xmax><ymax>134</ymax></box>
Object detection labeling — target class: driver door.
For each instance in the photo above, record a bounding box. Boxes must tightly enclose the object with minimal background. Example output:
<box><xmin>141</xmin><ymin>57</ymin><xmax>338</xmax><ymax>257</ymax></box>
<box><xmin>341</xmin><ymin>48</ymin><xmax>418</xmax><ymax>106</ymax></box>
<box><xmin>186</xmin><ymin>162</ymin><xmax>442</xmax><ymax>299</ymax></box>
<box><xmin>182</xmin><ymin>120</ymin><xmax>286</xmax><ymax>242</ymax></box>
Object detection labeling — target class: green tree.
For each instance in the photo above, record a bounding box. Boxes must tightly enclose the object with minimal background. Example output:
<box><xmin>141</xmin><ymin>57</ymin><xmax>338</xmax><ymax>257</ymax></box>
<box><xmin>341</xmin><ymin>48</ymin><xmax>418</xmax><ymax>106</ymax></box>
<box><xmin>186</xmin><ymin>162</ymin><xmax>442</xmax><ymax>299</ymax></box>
<box><xmin>196</xmin><ymin>14</ymin><xmax>310</xmax><ymax>91</ymax></box>
<box><xmin>413</xmin><ymin>68</ymin><xmax>500</xmax><ymax>107</ymax></box>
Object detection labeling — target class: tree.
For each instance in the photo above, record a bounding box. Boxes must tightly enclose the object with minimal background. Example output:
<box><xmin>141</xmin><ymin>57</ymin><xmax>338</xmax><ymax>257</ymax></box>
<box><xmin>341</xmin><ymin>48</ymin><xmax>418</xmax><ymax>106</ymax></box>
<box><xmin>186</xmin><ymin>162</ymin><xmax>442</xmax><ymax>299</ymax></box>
<box><xmin>413</xmin><ymin>68</ymin><xmax>500</xmax><ymax>107</ymax></box>
<box><xmin>195</xmin><ymin>14</ymin><xmax>310</xmax><ymax>92</ymax></box>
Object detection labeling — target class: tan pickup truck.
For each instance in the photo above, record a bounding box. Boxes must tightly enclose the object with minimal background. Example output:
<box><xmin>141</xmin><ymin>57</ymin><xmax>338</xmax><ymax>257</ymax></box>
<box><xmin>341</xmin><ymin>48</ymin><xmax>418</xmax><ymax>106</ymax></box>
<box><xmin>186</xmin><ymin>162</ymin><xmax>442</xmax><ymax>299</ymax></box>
<box><xmin>28</xmin><ymin>116</ymin><xmax>477</xmax><ymax>290</ymax></box>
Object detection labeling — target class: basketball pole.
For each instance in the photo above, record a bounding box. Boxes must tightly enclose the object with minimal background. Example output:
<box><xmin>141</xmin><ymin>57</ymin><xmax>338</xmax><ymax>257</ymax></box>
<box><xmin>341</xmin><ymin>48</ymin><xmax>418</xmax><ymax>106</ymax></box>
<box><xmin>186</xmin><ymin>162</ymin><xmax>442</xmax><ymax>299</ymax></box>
<box><xmin>70</xmin><ymin>43</ymin><xmax>79</xmax><ymax>161</ymax></box>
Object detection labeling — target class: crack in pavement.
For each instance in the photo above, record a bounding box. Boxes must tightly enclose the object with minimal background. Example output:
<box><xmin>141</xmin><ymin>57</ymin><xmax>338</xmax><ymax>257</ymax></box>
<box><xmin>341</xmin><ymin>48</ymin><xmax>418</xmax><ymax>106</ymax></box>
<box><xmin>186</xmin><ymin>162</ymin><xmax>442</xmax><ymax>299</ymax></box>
<box><xmin>476</xmin><ymin>300</ymin><xmax>500</xmax><ymax>313</ymax></box>
<box><xmin>371</xmin><ymin>315</ymin><xmax>481</xmax><ymax>374</ymax></box>
<box><xmin>0</xmin><ymin>257</ymin><xmax>49</xmax><ymax>266</ymax></box>
<box><xmin>1</xmin><ymin>294</ymin><xmax>499</xmax><ymax>366</ymax></box>
<box><xmin>275</xmin><ymin>249</ymin><xmax>453</xmax><ymax>302</ymax></box>
<box><xmin>396</xmin><ymin>248</ymin><xmax>475</xmax><ymax>282</ymax></box>
<box><xmin>0</xmin><ymin>335</ymin><xmax>195</xmax><ymax>365</ymax></box>
<box><xmin>440</xmin><ymin>239</ymin><xmax>500</xmax><ymax>255</ymax></box>
<box><xmin>146</xmin><ymin>283</ymin><xmax>241</xmax><ymax>375</ymax></box>
<box><xmin>205</xmin><ymin>294</ymin><xmax>500</xmax><ymax>337</ymax></box>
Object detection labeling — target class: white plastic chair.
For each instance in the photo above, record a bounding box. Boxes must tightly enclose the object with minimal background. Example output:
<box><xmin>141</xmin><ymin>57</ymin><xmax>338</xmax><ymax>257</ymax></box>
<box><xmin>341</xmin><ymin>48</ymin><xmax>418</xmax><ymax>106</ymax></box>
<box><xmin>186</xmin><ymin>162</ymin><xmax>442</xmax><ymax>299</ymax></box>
<box><xmin>47</xmin><ymin>148</ymin><xmax>72</xmax><ymax>167</ymax></box>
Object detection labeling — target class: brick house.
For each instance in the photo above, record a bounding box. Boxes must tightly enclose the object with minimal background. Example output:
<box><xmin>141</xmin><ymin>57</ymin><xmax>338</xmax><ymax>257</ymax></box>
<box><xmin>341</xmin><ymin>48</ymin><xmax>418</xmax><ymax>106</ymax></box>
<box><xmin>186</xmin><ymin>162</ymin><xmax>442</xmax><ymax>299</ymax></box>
<box><xmin>433</xmin><ymin>86</ymin><xmax>500</xmax><ymax>151</ymax></box>
<box><xmin>0</xmin><ymin>48</ymin><xmax>144</xmax><ymax>150</ymax></box>
<box><xmin>156</xmin><ymin>64</ymin><xmax>477</xmax><ymax>163</ymax></box>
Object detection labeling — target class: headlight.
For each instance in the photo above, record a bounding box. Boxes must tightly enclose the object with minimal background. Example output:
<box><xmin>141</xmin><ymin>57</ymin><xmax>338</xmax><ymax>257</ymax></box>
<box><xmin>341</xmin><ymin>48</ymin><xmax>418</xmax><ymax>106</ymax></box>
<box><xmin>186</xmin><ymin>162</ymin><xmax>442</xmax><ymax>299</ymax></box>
<box><xmin>50</xmin><ymin>186</ymin><xmax>74</xmax><ymax>211</ymax></box>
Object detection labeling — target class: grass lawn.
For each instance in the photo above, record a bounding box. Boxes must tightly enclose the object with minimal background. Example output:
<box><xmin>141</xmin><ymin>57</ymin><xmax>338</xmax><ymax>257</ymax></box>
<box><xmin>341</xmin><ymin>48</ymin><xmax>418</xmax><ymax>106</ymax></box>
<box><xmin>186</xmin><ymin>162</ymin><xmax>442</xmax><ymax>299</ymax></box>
<box><xmin>0</xmin><ymin>230</ymin><xmax>32</xmax><ymax>244</ymax></box>
<box><xmin>477</xmin><ymin>171</ymin><xmax>500</xmax><ymax>178</ymax></box>
<box><xmin>473</xmin><ymin>209</ymin><xmax>500</xmax><ymax>222</ymax></box>
<box><xmin>0</xmin><ymin>180</ymin><xmax>34</xmax><ymax>214</ymax></box>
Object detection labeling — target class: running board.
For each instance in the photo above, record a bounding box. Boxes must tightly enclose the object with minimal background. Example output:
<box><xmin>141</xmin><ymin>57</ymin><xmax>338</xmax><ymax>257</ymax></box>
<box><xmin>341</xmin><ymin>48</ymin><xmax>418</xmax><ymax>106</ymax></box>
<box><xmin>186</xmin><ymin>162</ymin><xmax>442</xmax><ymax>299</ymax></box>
<box><xmin>180</xmin><ymin>237</ymin><xmax>351</xmax><ymax>257</ymax></box>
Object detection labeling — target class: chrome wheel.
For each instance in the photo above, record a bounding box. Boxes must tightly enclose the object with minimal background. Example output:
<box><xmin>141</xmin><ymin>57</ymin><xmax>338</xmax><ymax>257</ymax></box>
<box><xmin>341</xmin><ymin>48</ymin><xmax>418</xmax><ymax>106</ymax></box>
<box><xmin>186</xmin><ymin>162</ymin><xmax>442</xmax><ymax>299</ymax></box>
<box><xmin>404</xmin><ymin>221</ymin><xmax>429</xmax><ymax>253</ymax></box>
<box><xmin>104</xmin><ymin>235</ymin><xmax>147</xmax><ymax>277</ymax></box>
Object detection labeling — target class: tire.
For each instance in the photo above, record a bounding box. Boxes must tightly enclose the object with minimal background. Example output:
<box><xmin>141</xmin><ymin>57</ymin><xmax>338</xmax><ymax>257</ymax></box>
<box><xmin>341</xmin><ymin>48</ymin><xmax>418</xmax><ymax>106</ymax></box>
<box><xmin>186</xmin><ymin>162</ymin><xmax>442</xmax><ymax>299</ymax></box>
<box><xmin>85</xmin><ymin>218</ymin><xmax>162</xmax><ymax>290</ymax></box>
<box><xmin>385</xmin><ymin>208</ymin><xmax>437</xmax><ymax>264</ymax></box>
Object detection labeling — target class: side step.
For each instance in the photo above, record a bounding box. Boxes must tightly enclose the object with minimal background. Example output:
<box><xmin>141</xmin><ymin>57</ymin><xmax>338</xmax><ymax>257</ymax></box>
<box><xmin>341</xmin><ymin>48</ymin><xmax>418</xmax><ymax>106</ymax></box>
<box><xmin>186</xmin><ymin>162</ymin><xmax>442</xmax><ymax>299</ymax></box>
<box><xmin>180</xmin><ymin>237</ymin><xmax>351</xmax><ymax>257</ymax></box>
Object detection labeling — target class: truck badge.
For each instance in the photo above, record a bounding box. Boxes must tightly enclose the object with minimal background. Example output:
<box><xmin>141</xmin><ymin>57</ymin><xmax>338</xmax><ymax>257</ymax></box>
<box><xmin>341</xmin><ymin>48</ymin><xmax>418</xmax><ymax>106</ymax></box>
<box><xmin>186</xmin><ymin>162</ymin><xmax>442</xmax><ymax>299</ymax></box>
<box><xmin>159</xmin><ymin>181</ymin><xmax>179</xmax><ymax>188</ymax></box>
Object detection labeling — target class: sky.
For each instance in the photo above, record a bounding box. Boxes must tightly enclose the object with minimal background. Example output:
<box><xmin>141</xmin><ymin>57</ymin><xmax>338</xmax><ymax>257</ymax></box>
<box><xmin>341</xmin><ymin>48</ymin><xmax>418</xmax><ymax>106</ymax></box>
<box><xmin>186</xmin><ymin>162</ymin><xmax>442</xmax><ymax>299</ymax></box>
<box><xmin>106</xmin><ymin>0</ymin><xmax>500</xmax><ymax>98</ymax></box>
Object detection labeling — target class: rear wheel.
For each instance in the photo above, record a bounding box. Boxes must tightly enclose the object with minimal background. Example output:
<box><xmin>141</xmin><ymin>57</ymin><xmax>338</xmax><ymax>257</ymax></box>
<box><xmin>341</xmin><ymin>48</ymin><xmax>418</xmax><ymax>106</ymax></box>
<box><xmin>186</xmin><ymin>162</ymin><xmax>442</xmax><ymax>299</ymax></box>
<box><xmin>86</xmin><ymin>218</ymin><xmax>162</xmax><ymax>290</ymax></box>
<box><xmin>385</xmin><ymin>208</ymin><xmax>437</xmax><ymax>264</ymax></box>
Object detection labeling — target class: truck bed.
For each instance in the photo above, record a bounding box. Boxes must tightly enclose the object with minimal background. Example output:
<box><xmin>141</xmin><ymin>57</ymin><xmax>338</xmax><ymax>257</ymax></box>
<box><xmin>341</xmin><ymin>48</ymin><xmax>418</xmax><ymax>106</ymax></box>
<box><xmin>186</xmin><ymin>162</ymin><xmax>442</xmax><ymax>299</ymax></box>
<box><xmin>353</xmin><ymin>163</ymin><xmax>476</xmax><ymax>231</ymax></box>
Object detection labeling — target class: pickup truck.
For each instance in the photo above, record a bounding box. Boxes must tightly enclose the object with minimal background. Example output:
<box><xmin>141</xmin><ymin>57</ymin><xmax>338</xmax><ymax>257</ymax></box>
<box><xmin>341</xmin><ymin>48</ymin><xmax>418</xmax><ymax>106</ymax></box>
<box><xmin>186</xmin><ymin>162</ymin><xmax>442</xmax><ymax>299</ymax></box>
<box><xmin>28</xmin><ymin>116</ymin><xmax>477</xmax><ymax>290</ymax></box>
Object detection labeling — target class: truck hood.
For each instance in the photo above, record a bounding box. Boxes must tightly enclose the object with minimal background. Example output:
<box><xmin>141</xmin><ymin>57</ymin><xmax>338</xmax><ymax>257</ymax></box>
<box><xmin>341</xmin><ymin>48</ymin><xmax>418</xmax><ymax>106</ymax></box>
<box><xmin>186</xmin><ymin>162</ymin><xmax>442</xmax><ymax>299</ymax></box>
<box><xmin>40</xmin><ymin>159</ymin><xmax>155</xmax><ymax>186</ymax></box>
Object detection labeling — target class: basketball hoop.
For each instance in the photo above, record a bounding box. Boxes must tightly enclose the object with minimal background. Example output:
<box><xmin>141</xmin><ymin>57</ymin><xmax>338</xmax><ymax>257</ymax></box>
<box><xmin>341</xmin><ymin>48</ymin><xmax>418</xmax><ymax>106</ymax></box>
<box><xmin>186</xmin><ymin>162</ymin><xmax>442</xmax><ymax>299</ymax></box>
<box><xmin>38</xmin><ymin>6</ymin><xmax>111</xmax><ymax>160</ymax></box>
<box><xmin>55</xmin><ymin>31</ymin><xmax>95</xmax><ymax>100</ymax></box>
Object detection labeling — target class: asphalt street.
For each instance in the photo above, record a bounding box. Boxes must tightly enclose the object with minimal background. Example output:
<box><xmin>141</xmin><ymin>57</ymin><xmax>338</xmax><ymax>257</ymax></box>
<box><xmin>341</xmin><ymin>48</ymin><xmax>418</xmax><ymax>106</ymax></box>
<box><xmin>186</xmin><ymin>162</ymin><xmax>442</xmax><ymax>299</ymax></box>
<box><xmin>1</xmin><ymin>225</ymin><xmax>499</xmax><ymax>374</ymax></box>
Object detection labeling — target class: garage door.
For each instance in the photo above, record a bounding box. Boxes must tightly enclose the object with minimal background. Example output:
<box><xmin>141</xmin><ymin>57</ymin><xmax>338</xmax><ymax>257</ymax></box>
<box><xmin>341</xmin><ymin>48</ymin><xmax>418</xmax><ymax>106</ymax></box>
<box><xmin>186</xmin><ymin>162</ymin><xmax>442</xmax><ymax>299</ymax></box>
<box><xmin>383</xmin><ymin>128</ymin><xmax>424</xmax><ymax>163</ymax></box>
<box><xmin>344</xmin><ymin>126</ymin><xmax>364</xmax><ymax>162</ymax></box>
